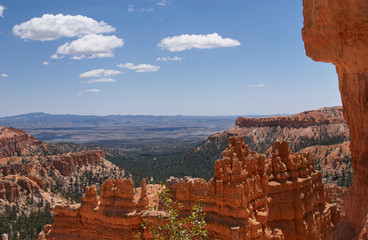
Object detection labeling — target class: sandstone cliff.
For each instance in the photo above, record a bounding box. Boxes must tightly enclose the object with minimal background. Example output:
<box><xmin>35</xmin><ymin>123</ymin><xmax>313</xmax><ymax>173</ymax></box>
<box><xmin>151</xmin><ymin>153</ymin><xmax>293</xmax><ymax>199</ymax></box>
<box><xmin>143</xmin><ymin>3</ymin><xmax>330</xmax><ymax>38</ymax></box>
<box><xmin>184</xmin><ymin>107</ymin><xmax>350</xmax><ymax>186</ymax></box>
<box><xmin>0</xmin><ymin>127</ymin><xmax>124</xmax><ymax>216</ymax></box>
<box><xmin>302</xmin><ymin>0</ymin><xmax>368</xmax><ymax>238</ymax></box>
<box><xmin>41</xmin><ymin>137</ymin><xmax>338</xmax><ymax>240</ymax></box>
<box><xmin>0</xmin><ymin>127</ymin><xmax>48</xmax><ymax>158</ymax></box>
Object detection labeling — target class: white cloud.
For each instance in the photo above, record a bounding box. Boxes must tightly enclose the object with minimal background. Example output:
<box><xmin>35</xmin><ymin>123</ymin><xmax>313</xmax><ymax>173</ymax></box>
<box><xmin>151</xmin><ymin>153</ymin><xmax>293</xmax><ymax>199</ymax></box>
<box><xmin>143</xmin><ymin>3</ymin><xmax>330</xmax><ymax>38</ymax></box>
<box><xmin>0</xmin><ymin>5</ymin><xmax>5</xmax><ymax>18</ymax></box>
<box><xmin>157</xmin><ymin>0</ymin><xmax>171</xmax><ymax>6</ymax></box>
<box><xmin>296</xmin><ymin>84</ymin><xmax>301</xmax><ymax>87</ymax></box>
<box><xmin>80</xmin><ymin>68</ymin><xmax>121</xmax><ymax>78</ymax></box>
<box><xmin>42</xmin><ymin>61</ymin><xmax>49</xmax><ymax>65</ymax></box>
<box><xmin>51</xmin><ymin>54</ymin><xmax>64</xmax><ymax>59</ymax></box>
<box><xmin>117</xmin><ymin>62</ymin><xmax>160</xmax><ymax>72</ymax></box>
<box><xmin>248</xmin><ymin>83</ymin><xmax>265</xmax><ymax>88</ymax></box>
<box><xmin>128</xmin><ymin>5</ymin><xmax>134</xmax><ymax>13</ymax></box>
<box><xmin>158</xmin><ymin>33</ymin><xmax>241</xmax><ymax>52</ymax></box>
<box><xmin>56</xmin><ymin>34</ymin><xmax>124</xmax><ymax>59</ymax></box>
<box><xmin>156</xmin><ymin>56</ymin><xmax>182</xmax><ymax>62</ymax></box>
<box><xmin>86</xmin><ymin>78</ymin><xmax>117</xmax><ymax>84</ymax></box>
<box><xmin>128</xmin><ymin>5</ymin><xmax>154</xmax><ymax>13</ymax></box>
<box><xmin>77</xmin><ymin>88</ymin><xmax>100</xmax><ymax>96</ymax></box>
<box><xmin>1</xmin><ymin>73</ymin><xmax>8</xmax><ymax>77</ymax></box>
<box><xmin>13</xmin><ymin>14</ymin><xmax>115</xmax><ymax>41</ymax></box>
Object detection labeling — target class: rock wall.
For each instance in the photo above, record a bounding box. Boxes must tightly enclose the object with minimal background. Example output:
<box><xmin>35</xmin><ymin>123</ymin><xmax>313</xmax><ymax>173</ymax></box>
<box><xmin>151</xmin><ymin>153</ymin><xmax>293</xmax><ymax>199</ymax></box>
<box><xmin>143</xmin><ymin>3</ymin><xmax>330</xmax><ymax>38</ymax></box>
<box><xmin>167</xmin><ymin>137</ymin><xmax>337</xmax><ymax>240</ymax></box>
<box><xmin>236</xmin><ymin>107</ymin><xmax>345</xmax><ymax>128</ymax></box>
<box><xmin>0</xmin><ymin>127</ymin><xmax>47</xmax><ymax>158</ymax></box>
<box><xmin>39</xmin><ymin>178</ymin><xmax>148</xmax><ymax>240</ymax></box>
<box><xmin>302</xmin><ymin>0</ymin><xmax>368</xmax><ymax>237</ymax></box>
<box><xmin>42</xmin><ymin>137</ymin><xmax>338</xmax><ymax>240</ymax></box>
<box><xmin>0</xmin><ymin>181</ymin><xmax>19</xmax><ymax>202</ymax></box>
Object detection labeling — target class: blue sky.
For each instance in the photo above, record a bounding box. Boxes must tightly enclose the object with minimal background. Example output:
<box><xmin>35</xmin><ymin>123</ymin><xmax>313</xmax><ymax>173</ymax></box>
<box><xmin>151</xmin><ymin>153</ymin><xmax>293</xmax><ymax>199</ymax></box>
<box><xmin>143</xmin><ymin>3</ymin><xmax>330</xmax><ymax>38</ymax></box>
<box><xmin>0</xmin><ymin>0</ymin><xmax>341</xmax><ymax>117</ymax></box>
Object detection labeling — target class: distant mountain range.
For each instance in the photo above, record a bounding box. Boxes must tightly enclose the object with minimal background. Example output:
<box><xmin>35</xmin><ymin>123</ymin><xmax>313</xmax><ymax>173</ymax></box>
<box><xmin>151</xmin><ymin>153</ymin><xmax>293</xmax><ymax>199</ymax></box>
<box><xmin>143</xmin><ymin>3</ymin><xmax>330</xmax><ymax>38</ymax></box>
<box><xmin>0</xmin><ymin>112</ymin><xmax>277</xmax><ymax>128</ymax></box>
<box><xmin>0</xmin><ymin>112</ymin><xmax>282</xmax><ymax>143</ymax></box>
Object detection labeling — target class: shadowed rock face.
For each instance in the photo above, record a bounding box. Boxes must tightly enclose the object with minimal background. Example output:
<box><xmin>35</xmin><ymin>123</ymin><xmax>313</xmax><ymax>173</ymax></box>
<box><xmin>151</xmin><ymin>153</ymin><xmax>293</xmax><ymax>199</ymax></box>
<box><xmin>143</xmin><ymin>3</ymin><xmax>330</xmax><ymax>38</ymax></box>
<box><xmin>302</xmin><ymin>0</ymin><xmax>368</xmax><ymax>237</ymax></box>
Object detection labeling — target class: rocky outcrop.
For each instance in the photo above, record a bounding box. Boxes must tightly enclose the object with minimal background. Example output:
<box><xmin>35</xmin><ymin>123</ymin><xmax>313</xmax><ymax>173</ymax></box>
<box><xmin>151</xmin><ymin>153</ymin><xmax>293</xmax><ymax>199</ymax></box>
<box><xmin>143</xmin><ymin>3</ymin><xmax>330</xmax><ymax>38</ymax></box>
<box><xmin>236</xmin><ymin>107</ymin><xmax>345</xmax><ymax>128</ymax></box>
<box><xmin>0</xmin><ymin>181</ymin><xmax>19</xmax><ymax>202</ymax></box>
<box><xmin>0</xmin><ymin>126</ymin><xmax>124</xmax><ymax>221</ymax></box>
<box><xmin>51</xmin><ymin>150</ymin><xmax>105</xmax><ymax>176</ymax></box>
<box><xmin>42</xmin><ymin>137</ymin><xmax>337</xmax><ymax>240</ymax></box>
<box><xmin>168</xmin><ymin>137</ymin><xmax>337</xmax><ymax>240</ymax></box>
<box><xmin>39</xmin><ymin>179</ymin><xmax>150</xmax><ymax>240</ymax></box>
<box><xmin>302</xmin><ymin>0</ymin><xmax>368</xmax><ymax>237</ymax></box>
<box><xmin>0</xmin><ymin>127</ymin><xmax>47</xmax><ymax>158</ymax></box>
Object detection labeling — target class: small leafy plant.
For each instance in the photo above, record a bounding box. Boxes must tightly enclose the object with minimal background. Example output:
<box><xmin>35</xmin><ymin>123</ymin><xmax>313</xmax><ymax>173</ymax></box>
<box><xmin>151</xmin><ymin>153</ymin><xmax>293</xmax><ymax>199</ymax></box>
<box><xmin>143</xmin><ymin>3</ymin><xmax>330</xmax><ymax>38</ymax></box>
<box><xmin>137</xmin><ymin>184</ymin><xmax>208</xmax><ymax>240</ymax></box>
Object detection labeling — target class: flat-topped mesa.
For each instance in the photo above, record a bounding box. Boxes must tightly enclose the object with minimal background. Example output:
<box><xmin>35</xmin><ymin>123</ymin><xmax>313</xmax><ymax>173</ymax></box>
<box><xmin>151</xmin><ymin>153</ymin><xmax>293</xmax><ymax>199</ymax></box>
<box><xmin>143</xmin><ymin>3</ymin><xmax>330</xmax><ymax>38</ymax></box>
<box><xmin>236</xmin><ymin>107</ymin><xmax>344</xmax><ymax>128</ymax></box>
<box><xmin>40</xmin><ymin>178</ymin><xmax>149</xmax><ymax>240</ymax></box>
<box><xmin>302</xmin><ymin>0</ymin><xmax>368</xmax><ymax>236</ymax></box>
<box><xmin>167</xmin><ymin>137</ymin><xmax>337</xmax><ymax>240</ymax></box>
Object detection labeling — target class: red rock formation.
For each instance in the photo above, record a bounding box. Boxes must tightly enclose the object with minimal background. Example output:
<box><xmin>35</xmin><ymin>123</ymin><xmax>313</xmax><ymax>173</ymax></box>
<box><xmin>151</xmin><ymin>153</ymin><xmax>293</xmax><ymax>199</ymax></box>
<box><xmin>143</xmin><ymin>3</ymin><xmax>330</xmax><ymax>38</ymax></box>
<box><xmin>0</xmin><ymin>127</ymin><xmax>47</xmax><ymax>158</ymax></box>
<box><xmin>0</xmin><ymin>180</ymin><xmax>19</xmax><ymax>202</ymax></box>
<box><xmin>236</xmin><ymin>107</ymin><xmax>345</xmax><ymax>128</ymax></box>
<box><xmin>168</xmin><ymin>137</ymin><xmax>337</xmax><ymax>240</ymax></box>
<box><xmin>40</xmin><ymin>178</ymin><xmax>150</xmax><ymax>240</ymax></box>
<box><xmin>51</xmin><ymin>150</ymin><xmax>105</xmax><ymax>176</ymax></box>
<box><xmin>266</xmin><ymin>142</ymin><xmax>335</xmax><ymax>239</ymax></box>
<box><xmin>40</xmin><ymin>137</ymin><xmax>337</xmax><ymax>240</ymax></box>
<box><xmin>302</xmin><ymin>0</ymin><xmax>368</xmax><ymax>237</ymax></box>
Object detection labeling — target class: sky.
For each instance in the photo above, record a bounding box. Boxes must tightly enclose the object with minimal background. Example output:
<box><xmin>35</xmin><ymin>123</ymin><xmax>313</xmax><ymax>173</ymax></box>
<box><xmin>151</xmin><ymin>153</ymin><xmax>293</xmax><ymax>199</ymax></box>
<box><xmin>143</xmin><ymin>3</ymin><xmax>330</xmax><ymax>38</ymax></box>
<box><xmin>0</xmin><ymin>0</ymin><xmax>341</xmax><ymax>117</ymax></box>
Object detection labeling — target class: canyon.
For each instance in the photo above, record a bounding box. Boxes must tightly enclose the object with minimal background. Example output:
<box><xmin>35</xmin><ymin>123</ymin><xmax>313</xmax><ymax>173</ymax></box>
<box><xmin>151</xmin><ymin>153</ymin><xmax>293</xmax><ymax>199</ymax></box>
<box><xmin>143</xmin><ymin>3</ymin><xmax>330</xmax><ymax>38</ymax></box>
<box><xmin>0</xmin><ymin>127</ymin><xmax>124</xmax><ymax>226</ymax></box>
<box><xmin>40</xmin><ymin>137</ymin><xmax>340</xmax><ymax>240</ymax></box>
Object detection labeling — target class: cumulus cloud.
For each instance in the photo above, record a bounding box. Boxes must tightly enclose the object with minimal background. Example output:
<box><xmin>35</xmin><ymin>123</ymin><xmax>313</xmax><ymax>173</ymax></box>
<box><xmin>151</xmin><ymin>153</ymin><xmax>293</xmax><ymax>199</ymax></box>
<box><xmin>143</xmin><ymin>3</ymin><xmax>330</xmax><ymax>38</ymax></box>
<box><xmin>156</xmin><ymin>56</ymin><xmax>182</xmax><ymax>62</ymax></box>
<box><xmin>86</xmin><ymin>78</ymin><xmax>117</xmax><ymax>84</ymax></box>
<box><xmin>77</xmin><ymin>88</ymin><xmax>100</xmax><ymax>96</ymax></box>
<box><xmin>42</xmin><ymin>61</ymin><xmax>49</xmax><ymax>65</ymax></box>
<box><xmin>248</xmin><ymin>83</ymin><xmax>265</xmax><ymax>88</ymax></box>
<box><xmin>13</xmin><ymin>14</ymin><xmax>115</xmax><ymax>41</ymax></box>
<box><xmin>80</xmin><ymin>68</ymin><xmax>121</xmax><ymax>78</ymax></box>
<box><xmin>56</xmin><ymin>34</ymin><xmax>123</xmax><ymax>59</ymax></box>
<box><xmin>117</xmin><ymin>62</ymin><xmax>160</xmax><ymax>72</ymax></box>
<box><xmin>158</xmin><ymin>33</ymin><xmax>240</xmax><ymax>52</ymax></box>
<box><xmin>1</xmin><ymin>73</ymin><xmax>8</xmax><ymax>77</ymax></box>
<box><xmin>0</xmin><ymin>5</ymin><xmax>5</xmax><ymax>17</ymax></box>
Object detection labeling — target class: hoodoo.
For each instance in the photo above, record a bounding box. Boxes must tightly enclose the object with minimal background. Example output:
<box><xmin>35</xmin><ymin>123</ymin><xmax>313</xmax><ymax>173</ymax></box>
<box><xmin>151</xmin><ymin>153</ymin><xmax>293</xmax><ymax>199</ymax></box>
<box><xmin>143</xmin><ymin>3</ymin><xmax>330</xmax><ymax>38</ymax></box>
<box><xmin>40</xmin><ymin>137</ymin><xmax>338</xmax><ymax>239</ymax></box>
<box><xmin>302</xmin><ymin>0</ymin><xmax>368</xmax><ymax>238</ymax></box>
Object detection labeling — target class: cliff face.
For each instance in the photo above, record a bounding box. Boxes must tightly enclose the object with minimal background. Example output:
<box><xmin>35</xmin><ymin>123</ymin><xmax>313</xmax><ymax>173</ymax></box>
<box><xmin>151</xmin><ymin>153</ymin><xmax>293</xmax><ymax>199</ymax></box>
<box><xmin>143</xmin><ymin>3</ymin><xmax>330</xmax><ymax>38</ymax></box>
<box><xmin>236</xmin><ymin>107</ymin><xmax>345</xmax><ymax>128</ymax></box>
<box><xmin>168</xmin><ymin>137</ymin><xmax>337</xmax><ymax>240</ymax></box>
<box><xmin>0</xmin><ymin>127</ymin><xmax>47</xmax><ymax>158</ymax></box>
<box><xmin>0</xmin><ymin>127</ymin><xmax>124</xmax><ymax>216</ymax></box>
<box><xmin>229</xmin><ymin>107</ymin><xmax>349</xmax><ymax>151</ymax></box>
<box><xmin>302</xmin><ymin>0</ymin><xmax>368</xmax><ymax>237</ymax></box>
<box><xmin>42</xmin><ymin>137</ymin><xmax>338</xmax><ymax>240</ymax></box>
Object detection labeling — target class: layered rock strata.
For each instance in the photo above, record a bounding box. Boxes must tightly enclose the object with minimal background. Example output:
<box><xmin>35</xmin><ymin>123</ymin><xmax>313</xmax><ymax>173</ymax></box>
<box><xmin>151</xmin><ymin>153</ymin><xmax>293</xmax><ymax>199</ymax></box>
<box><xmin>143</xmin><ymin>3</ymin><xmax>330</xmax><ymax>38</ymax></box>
<box><xmin>39</xmin><ymin>178</ymin><xmax>149</xmax><ymax>240</ymax></box>
<box><xmin>236</xmin><ymin>107</ymin><xmax>345</xmax><ymax>128</ymax></box>
<box><xmin>302</xmin><ymin>0</ymin><xmax>368</xmax><ymax>237</ymax></box>
<box><xmin>42</xmin><ymin>137</ymin><xmax>337</xmax><ymax>240</ymax></box>
<box><xmin>168</xmin><ymin>137</ymin><xmax>337</xmax><ymax>240</ymax></box>
<box><xmin>0</xmin><ymin>127</ymin><xmax>47</xmax><ymax>158</ymax></box>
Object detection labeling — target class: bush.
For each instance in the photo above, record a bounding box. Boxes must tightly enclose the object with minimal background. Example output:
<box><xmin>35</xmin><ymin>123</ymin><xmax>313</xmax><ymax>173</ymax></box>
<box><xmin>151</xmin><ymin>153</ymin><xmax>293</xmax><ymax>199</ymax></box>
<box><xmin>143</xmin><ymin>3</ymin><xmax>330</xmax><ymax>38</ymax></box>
<box><xmin>138</xmin><ymin>185</ymin><xmax>208</xmax><ymax>240</ymax></box>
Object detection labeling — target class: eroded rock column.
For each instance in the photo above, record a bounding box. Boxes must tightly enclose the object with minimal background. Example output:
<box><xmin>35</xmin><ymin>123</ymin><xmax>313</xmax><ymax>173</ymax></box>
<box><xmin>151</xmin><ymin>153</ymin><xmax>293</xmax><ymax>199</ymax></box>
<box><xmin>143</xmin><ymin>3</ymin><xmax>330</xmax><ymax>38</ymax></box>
<box><xmin>302</xmin><ymin>0</ymin><xmax>368</xmax><ymax>234</ymax></box>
